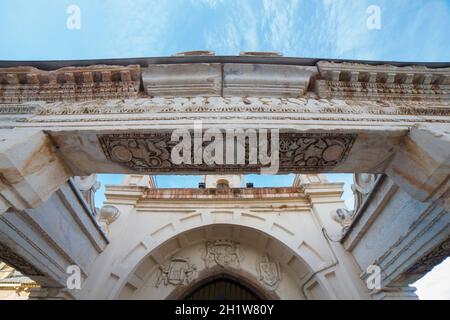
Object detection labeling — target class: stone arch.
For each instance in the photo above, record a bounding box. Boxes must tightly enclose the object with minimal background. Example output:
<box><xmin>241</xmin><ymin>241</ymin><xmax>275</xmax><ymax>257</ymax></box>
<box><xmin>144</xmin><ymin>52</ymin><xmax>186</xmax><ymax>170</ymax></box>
<box><xmin>111</xmin><ymin>222</ymin><xmax>332</xmax><ymax>300</ymax></box>
<box><xmin>167</xmin><ymin>266</ymin><xmax>280</xmax><ymax>300</ymax></box>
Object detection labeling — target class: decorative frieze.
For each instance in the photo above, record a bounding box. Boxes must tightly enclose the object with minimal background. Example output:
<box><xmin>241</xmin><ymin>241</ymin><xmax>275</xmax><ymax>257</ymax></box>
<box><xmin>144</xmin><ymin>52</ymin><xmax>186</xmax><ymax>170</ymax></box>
<box><xmin>30</xmin><ymin>97</ymin><xmax>450</xmax><ymax>118</ymax></box>
<box><xmin>98</xmin><ymin>132</ymin><xmax>356</xmax><ymax>173</ymax></box>
<box><xmin>406</xmin><ymin>237</ymin><xmax>450</xmax><ymax>275</ymax></box>
<box><xmin>0</xmin><ymin>242</ymin><xmax>44</xmax><ymax>277</ymax></box>
<box><xmin>0</xmin><ymin>65</ymin><xmax>140</xmax><ymax>103</ymax></box>
<box><xmin>315</xmin><ymin>61</ymin><xmax>450</xmax><ymax>102</ymax></box>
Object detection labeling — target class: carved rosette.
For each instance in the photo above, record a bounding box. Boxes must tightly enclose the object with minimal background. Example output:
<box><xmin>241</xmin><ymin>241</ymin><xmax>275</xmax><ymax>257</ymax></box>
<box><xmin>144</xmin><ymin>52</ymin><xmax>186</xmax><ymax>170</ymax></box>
<box><xmin>98</xmin><ymin>132</ymin><xmax>356</xmax><ymax>173</ymax></box>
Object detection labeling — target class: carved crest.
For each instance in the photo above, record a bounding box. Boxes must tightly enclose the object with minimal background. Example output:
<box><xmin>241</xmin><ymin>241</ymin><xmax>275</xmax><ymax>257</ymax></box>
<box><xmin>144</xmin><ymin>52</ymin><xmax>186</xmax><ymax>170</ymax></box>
<box><xmin>155</xmin><ymin>257</ymin><xmax>197</xmax><ymax>287</ymax></box>
<box><xmin>202</xmin><ymin>240</ymin><xmax>243</xmax><ymax>269</ymax></box>
<box><xmin>257</xmin><ymin>255</ymin><xmax>281</xmax><ymax>290</ymax></box>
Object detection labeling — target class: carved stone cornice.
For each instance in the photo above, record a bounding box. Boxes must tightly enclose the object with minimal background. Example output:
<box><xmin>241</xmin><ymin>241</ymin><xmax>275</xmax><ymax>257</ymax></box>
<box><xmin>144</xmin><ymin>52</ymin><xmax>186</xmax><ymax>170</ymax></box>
<box><xmin>1</xmin><ymin>60</ymin><xmax>450</xmax><ymax>105</ymax></box>
<box><xmin>0</xmin><ymin>65</ymin><xmax>140</xmax><ymax>103</ymax></box>
<box><xmin>315</xmin><ymin>61</ymin><xmax>450</xmax><ymax>102</ymax></box>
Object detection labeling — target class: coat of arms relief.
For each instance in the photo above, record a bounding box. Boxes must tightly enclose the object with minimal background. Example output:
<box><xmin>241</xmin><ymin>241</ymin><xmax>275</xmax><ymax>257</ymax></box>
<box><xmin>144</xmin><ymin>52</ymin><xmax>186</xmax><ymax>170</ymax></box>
<box><xmin>202</xmin><ymin>240</ymin><xmax>243</xmax><ymax>269</ymax></box>
<box><xmin>155</xmin><ymin>257</ymin><xmax>197</xmax><ymax>287</ymax></box>
<box><xmin>257</xmin><ymin>255</ymin><xmax>281</xmax><ymax>290</ymax></box>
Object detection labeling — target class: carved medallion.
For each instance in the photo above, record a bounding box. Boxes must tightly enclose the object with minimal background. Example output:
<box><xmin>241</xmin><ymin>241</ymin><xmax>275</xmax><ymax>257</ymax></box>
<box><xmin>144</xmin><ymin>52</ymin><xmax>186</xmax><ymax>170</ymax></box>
<box><xmin>202</xmin><ymin>240</ymin><xmax>243</xmax><ymax>269</ymax></box>
<box><xmin>155</xmin><ymin>257</ymin><xmax>197</xmax><ymax>287</ymax></box>
<box><xmin>257</xmin><ymin>255</ymin><xmax>281</xmax><ymax>290</ymax></box>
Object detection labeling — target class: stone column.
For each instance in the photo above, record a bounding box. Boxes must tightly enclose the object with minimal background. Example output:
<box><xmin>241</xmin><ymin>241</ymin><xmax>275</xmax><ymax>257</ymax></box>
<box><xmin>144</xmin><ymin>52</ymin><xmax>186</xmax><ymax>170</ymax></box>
<box><xmin>0</xmin><ymin>128</ymin><xmax>71</xmax><ymax>214</ymax></box>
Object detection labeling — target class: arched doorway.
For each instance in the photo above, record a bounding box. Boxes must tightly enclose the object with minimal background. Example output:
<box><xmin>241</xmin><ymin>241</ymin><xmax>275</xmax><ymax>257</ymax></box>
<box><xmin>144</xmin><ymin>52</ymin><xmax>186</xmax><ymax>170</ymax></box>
<box><xmin>113</xmin><ymin>224</ymin><xmax>323</xmax><ymax>300</ymax></box>
<box><xmin>182</xmin><ymin>276</ymin><xmax>261</xmax><ymax>300</ymax></box>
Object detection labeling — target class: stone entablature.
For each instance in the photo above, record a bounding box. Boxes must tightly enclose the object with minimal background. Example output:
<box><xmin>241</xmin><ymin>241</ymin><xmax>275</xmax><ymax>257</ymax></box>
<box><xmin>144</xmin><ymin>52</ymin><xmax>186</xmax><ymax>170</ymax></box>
<box><xmin>1</xmin><ymin>58</ymin><xmax>449</xmax><ymax>105</ymax></box>
<box><xmin>0</xmin><ymin>65</ymin><xmax>140</xmax><ymax>103</ymax></box>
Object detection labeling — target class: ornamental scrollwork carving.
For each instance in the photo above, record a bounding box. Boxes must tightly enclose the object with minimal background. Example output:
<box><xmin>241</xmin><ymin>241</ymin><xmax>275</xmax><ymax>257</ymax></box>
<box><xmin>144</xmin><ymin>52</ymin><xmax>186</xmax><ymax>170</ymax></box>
<box><xmin>73</xmin><ymin>174</ymin><xmax>101</xmax><ymax>217</ymax></box>
<box><xmin>98</xmin><ymin>132</ymin><xmax>356</xmax><ymax>173</ymax></box>
<box><xmin>352</xmin><ymin>174</ymin><xmax>381</xmax><ymax>215</ymax></box>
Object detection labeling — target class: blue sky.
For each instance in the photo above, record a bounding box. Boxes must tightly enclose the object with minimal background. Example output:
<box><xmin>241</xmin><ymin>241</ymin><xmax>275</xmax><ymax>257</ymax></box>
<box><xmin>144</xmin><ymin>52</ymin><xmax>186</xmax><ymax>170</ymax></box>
<box><xmin>1</xmin><ymin>0</ymin><xmax>448</xmax><ymax>207</ymax></box>
<box><xmin>1</xmin><ymin>0</ymin><xmax>449</xmax><ymax>299</ymax></box>
<box><xmin>1</xmin><ymin>0</ymin><xmax>450</xmax><ymax>61</ymax></box>
<box><xmin>2</xmin><ymin>0</ymin><xmax>448</xmax><ymax>209</ymax></box>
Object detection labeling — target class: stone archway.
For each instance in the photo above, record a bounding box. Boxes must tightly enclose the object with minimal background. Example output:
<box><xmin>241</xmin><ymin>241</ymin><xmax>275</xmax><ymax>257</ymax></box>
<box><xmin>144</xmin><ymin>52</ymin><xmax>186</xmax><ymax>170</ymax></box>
<box><xmin>169</xmin><ymin>267</ymin><xmax>279</xmax><ymax>300</ymax></box>
<box><xmin>0</xmin><ymin>57</ymin><xmax>448</xmax><ymax>300</ymax></box>
<box><xmin>113</xmin><ymin>224</ymin><xmax>323</xmax><ymax>300</ymax></box>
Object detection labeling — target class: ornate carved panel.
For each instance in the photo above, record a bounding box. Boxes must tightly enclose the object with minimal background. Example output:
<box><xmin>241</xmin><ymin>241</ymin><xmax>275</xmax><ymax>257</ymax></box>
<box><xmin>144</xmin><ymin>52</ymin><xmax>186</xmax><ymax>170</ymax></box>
<box><xmin>202</xmin><ymin>240</ymin><xmax>243</xmax><ymax>269</ymax></box>
<box><xmin>406</xmin><ymin>237</ymin><xmax>450</xmax><ymax>275</ymax></box>
<box><xmin>0</xmin><ymin>243</ymin><xmax>44</xmax><ymax>277</ymax></box>
<box><xmin>98</xmin><ymin>132</ymin><xmax>356</xmax><ymax>173</ymax></box>
<box><xmin>155</xmin><ymin>257</ymin><xmax>197</xmax><ymax>287</ymax></box>
<box><xmin>256</xmin><ymin>255</ymin><xmax>281</xmax><ymax>290</ymax></box>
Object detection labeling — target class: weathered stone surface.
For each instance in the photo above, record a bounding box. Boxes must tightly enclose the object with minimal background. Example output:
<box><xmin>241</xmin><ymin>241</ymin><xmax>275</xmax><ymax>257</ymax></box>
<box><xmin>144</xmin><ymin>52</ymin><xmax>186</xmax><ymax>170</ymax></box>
<box><xmin>386</xmin><ymin>124</ymin><xmax>450</xmax><ymax>209</ymax></box>
<box><xmin>316</xmin><ymin>61</ymin><xmax>450</xmax><ymax>102</ymax></box>
<box><xmin>143</xmin><ymin>63</ymin><xmax>221</xmax><ymax>97</ymax></box>
<box><xmin>0</xmin><ymin>129</ymin><xmax>71</xmax><ymax>214</ymax></box>
<box><xmin>0</xmin><ymin>65</ymin><xmax>140</xmax><ymax>103</ymax></box>
<box><xmin>223</xmin><ymin>63</ymin><xmax>315</xmax><ymax>97</ymax></box>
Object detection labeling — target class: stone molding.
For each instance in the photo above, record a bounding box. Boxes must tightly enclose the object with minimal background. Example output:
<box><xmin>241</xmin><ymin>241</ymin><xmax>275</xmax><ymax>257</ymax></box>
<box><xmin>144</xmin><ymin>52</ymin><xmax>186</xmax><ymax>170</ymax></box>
<box><xmin>0</xmin><ymin>65</ymin><xmax>140</xmax><ymax>103</ymax></box>
<box><xmin>316</xmin><ymin>61</ymin><xmax>450</xmax><ymax>102</ymax></box>
<box><xmin>1</xmin><ymin>60</ymin><xmax>449</xmax><ymax>105</ymax></box>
